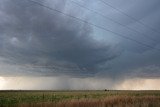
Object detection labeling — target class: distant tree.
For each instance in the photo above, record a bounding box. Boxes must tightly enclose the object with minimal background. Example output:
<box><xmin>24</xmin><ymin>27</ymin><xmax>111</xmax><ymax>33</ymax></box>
<box><xmin>104</xmin><ymin>89</ymin><xmax>109</xmax><ymax>91</ymax></box>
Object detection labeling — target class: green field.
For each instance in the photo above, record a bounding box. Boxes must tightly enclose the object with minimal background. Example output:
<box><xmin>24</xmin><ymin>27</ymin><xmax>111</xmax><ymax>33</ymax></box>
<box><xmin>0</xmin><ymin>90</ymin><xmax>160</xmax><ymax>107</ymax></box>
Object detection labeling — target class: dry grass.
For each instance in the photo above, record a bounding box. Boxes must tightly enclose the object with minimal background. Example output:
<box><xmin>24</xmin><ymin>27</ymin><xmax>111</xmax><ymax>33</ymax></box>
<box><xmin>10</xmin><ymin>96</ymin><xmax>160</xmax><ymax>107</ymax></box>
<box><xmin>1</xmin><ymin>90</ymin><xmax>160</xmax><ymax>107</ymax></box>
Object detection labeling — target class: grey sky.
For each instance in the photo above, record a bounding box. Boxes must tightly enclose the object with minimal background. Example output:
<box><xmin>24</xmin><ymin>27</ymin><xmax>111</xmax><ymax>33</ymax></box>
<box><xmin>0</xmin><ymin>0</ymin><xmax>160</xmax><ymax>82</ymax></box>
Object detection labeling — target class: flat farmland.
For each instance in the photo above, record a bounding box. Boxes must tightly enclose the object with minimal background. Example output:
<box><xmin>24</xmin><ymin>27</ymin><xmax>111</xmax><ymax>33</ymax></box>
<box><xmin>0</xmin><ymin>90</ymin><xmax>160</xmax><ymax>107</ymax></box>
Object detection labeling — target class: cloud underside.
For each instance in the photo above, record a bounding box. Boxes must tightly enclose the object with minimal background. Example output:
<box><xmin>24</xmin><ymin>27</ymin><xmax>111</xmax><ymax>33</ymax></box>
<box><xmin>0</xmin><ymin>0</ymin><xmax>118</xmax><ymax>77</ymax></box>
<box><xmin>0</xmin><ymin>0</ymin><xmax>160</xmax><ymax>79</ymax></box>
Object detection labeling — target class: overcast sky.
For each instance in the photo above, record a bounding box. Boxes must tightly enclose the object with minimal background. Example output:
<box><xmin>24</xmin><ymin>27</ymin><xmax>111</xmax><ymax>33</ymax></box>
<box><xmin>0</xmin><ymin>0</ymin><xmax>160</xmax><ymax>90</ymax></box>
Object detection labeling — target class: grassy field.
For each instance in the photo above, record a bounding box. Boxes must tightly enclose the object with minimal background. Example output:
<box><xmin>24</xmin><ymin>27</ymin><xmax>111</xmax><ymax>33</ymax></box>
<box><xmin>0</xmin><ymin>90</ymin><xmax>160</xmax><ymax>107</ymax></box>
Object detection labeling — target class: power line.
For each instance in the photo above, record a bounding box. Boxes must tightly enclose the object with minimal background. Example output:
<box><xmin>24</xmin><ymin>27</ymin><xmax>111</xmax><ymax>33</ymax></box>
<box><xmin>27</xmin><ymin>0</ymin><xmax>160</xmax><ymax>51</ymax></box>
<box><xmin>70</xmin><ymin>0</ymin><xmax>158</xmax><ymax>43</ymax></box>
<box><xmin>99</xmin><ymin>0</ymin><xmax>160</xmax><ymax>35</ymax></box>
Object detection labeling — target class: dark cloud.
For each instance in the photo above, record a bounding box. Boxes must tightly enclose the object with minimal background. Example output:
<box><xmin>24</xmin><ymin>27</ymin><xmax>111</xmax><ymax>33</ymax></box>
<box><xmin>0</xmin><ymin>0</ymin><xmax>118</xmax><ymax>76</ymax></box>
<box><xmin>0</xmin><ymin>0</ymin><xmax>160</xmax><ymax>79</ymax></box>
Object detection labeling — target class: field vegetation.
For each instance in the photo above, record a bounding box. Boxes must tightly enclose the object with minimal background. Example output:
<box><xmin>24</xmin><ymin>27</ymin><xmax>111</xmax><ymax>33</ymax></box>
<box><xmin>0</xmin><ymin>90</ymin><xmax>160</xmax><ymax>107</ymax></box>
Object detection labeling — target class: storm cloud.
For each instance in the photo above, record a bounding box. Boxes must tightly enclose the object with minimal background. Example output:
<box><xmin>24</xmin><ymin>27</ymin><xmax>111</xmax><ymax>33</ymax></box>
<box><xmin>0</xmin><ymin>0</ymin><xmax>119</xmax><ymax>76</ymax></box>
<box><xmin>0</xmin><ymin>0</ymin><xmax>160</xmax><ymax>88</ymax></box>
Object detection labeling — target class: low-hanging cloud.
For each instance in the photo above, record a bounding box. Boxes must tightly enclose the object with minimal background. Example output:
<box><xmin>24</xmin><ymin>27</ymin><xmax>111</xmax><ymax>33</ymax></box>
<box><xmin>0</xmin><ymin>0</ymin><xmax>160</xmax><ymax>84</ymax></box>
<box><xmin>0</xmin><ymin>0</ymin><xmax>119</xmax><ymax>77</ymax></box>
